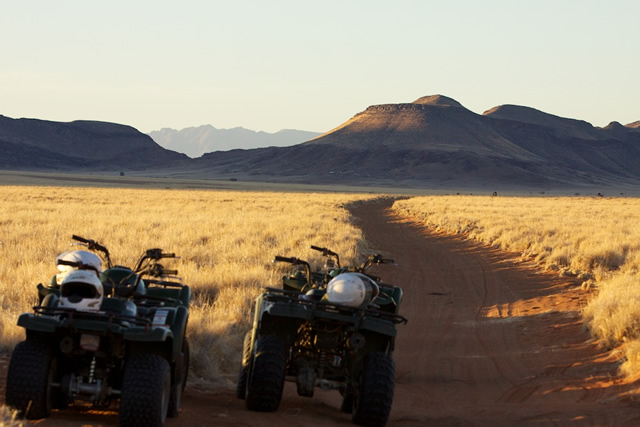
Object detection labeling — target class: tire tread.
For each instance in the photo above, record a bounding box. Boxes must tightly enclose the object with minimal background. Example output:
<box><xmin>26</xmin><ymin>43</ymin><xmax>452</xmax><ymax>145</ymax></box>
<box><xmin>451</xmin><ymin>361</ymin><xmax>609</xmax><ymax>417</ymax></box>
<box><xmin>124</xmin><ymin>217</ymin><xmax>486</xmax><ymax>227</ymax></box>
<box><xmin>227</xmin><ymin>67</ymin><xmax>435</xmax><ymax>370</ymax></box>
<box><xmin>245</xmin><ymin>335</ymin><xmax>286</xmax><ymax>412</ymax></box>
<box><xmin>119</xmin><ymin>354</ymin><xmax>171</xmax><ymax>427</ymax></box>
<box><xmin>353</xmin><ymin>352</ymin><xmax>395</xmax><ymax>427</ymax></box>
<box><xmin>5</xmin><ymin>340</ymin><xmax>54</xmax><ymax>420</ymax></box>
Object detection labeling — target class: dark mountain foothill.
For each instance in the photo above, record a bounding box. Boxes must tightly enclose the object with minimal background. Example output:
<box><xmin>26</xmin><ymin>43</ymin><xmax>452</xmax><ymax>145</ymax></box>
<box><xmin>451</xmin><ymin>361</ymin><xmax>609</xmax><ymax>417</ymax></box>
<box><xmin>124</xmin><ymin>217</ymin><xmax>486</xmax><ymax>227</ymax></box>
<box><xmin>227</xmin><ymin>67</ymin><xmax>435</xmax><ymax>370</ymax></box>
<box><xmin>0</xmin><ymin>115</ymin><xmax>189</xmax><ymax>172</ymax></box>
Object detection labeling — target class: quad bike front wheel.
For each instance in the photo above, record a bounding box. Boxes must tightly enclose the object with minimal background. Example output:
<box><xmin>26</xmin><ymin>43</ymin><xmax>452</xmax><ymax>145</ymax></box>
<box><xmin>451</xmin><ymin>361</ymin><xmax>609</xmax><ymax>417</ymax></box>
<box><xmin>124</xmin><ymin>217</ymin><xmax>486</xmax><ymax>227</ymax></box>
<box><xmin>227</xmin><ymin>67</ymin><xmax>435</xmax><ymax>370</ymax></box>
<box><xmin>341</xmin><ymin>391</ymin><xmax>354</xmax><ymax>414</ymax></box>
<box><xmin>236</xmin><ymin>331</ymin><xmax>252</xmax><ymax>400</ymax></box>
<box><xmin>5</xmin><ymin>340</ymin><xmax>57</xmax><ymax>419</ymax></box>
<box><xmin>352</xmin><ymin>352</ymin><xmax>395</xmax><ymax>427</ymax></box>
<box><xmin>168</xmin><ymin>338</ymin><xmax>190</xmax><ymax>418</ymax></box>
<box><xmin>120</xmin><ymin>354</ymin><xmax>171</xmax><ymax>427</ymax></box>
<box><xmin>245</xmin><ymin>335</ymin><xmax>286</xmax><ymax>412</ymax></box>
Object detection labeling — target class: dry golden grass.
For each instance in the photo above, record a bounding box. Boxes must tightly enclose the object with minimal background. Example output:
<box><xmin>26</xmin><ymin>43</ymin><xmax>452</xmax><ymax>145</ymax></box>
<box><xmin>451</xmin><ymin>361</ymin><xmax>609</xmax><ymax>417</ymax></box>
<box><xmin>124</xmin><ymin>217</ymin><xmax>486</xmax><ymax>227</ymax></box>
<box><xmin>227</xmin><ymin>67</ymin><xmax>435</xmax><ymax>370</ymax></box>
<box><xmin>7</xmin><ymin>186</ymin><xmax>640</xmax><ymax>385</ymax></box>
<box><xmin>0</xmin><ymin>186</ymin><xmax>376</xmax><ymax>385</ymax></box>
<box><xmin>392</xmin><ymin>195</ymin><xmax>640</xmax><ymax>375</ymax></box>
<box><xmin>0</xmin><ymin>405</ymin><xmax>20</xmax><ymax>427</ymax></box>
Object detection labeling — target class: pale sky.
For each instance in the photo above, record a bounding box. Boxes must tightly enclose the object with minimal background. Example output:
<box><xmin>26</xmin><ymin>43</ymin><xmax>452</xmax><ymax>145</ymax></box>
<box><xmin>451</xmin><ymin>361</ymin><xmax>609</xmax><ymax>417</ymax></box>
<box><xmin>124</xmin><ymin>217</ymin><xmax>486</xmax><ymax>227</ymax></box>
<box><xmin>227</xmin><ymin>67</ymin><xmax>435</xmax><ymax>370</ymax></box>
<box><xmin>1</xmin><ymin>0</ymin><xmax>638</xmax><ymax>134</ymax></box>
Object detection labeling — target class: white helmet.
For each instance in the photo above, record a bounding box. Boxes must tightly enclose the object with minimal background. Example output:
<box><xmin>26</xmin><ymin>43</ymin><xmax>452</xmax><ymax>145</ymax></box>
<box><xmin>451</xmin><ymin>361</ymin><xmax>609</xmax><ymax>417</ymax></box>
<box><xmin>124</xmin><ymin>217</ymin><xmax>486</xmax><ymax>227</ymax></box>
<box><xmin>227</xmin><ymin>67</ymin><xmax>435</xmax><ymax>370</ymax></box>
<box><xmin>59</xmin><ymin>270</ymin><xmax>104</xmax><ymax>311</ymax></box>
<box><xmin>326</xmin><ymin>273</ymin><xmax>379</xmax><ymax>308</ymax></box>
<box><xmin>56</xmin><ymin>250</ymin><xmax>102</xmax><ymax>285</ymax></box>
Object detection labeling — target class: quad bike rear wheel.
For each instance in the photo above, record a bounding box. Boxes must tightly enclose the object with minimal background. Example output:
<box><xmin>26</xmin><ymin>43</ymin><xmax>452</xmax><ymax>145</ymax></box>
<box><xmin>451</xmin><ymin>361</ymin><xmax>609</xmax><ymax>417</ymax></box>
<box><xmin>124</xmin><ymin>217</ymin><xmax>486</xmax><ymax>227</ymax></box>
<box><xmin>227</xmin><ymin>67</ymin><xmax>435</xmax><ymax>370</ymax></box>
<box><xmin>245</xmin><ymin>335</ymin><xmax>286</xmax><ymax>412</ymax></box>
<box><xmin>5</xmin><ymin>340</ymin><xmax>57</xmax><ymax>419</ymax></box>
<box><xmin>352</xmin><ymin>352</ymin><xmax>395</xmax><ymax>427</ymax></box>
<box><xmin>120</xmin><ymin>354</ymin><xmax>171</xmax><ymax>427</ymax></box>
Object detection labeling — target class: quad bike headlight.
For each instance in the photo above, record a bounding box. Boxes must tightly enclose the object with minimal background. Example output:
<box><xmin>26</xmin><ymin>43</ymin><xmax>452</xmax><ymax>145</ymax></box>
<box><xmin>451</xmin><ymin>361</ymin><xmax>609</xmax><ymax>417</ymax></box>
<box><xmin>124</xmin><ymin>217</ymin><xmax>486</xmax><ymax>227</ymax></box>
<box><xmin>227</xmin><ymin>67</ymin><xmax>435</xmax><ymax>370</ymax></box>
<box><xmin>80</xmin><ymin>334</ymin><xmax>100</xmax><ymax>352</ymax></box>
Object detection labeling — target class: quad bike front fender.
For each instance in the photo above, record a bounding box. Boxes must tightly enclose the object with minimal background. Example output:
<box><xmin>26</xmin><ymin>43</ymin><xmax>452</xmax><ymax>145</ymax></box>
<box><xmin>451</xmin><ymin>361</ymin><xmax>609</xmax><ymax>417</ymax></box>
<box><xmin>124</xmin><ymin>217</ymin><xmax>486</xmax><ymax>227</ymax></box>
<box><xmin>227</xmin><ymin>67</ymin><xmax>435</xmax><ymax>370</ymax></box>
<box><xmin>169</xmin><ymin>306</ymin><xmax>188</xmax><ymax>357</ymax></box>
<box><xmin>17</xmin><ymin>313</ymin><xmax>57</xmax><ymax>333</ymax></box>
<box><xmin>124</xmin><ymin>326</ymin><xmax>173</xmax><ymax>342</ymax></box>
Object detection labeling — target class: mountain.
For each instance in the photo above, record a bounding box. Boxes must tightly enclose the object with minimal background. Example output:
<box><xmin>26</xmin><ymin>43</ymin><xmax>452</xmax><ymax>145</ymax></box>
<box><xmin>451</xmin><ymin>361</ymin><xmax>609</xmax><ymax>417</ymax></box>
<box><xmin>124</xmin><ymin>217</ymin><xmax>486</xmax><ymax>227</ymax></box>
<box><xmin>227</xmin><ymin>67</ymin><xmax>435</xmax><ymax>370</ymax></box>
<box><xmin>190</xmin><ymin>95</ymin><xmax>640</xmax><ymax>189</ymax></box>
<box><xmin>0</xmin><ymin>115</ymin><xmax>188</xmax><ymax>171</ymax></box>
<box><xmin>3</xmin><ymin>96</ymin><xmax>640</xmax><ymax>190</ymax></box>
<box><xmin>148</xmin><ymin>126</ymin><xmax>320</xmax><ymax>158</ymax></box>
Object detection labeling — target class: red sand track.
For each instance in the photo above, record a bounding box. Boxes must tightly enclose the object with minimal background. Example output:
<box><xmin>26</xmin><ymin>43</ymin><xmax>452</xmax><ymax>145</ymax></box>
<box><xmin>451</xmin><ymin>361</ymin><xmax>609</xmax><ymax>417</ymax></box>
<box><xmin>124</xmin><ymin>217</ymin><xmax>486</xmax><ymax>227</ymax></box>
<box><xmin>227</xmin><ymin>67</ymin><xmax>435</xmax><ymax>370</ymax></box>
<box><xmin>3</xmin><ymin>198</ymin><xmax>640</xmax><ymax>425</ymax></box>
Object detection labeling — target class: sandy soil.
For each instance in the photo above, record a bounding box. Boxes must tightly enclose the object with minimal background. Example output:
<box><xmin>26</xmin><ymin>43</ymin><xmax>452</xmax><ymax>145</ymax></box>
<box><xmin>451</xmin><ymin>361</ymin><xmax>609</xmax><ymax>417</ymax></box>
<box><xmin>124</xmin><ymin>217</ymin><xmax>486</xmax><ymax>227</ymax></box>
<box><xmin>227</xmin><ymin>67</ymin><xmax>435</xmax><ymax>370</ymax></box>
<box><xmin>3</xmin><ymin>198</ymin><xmax>640</xmax><ymax>426</ymax></box>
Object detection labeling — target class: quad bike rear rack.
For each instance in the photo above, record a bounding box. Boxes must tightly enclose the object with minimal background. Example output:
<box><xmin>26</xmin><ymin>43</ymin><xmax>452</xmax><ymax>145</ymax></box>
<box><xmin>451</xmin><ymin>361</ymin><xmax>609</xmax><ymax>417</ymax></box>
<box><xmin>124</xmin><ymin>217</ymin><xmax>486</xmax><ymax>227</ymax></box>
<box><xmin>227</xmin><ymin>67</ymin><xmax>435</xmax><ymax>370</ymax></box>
<box><xmin>260</xmin><ymin>287</ymin><xmax>408</xmax><ymax>333</ymax></box>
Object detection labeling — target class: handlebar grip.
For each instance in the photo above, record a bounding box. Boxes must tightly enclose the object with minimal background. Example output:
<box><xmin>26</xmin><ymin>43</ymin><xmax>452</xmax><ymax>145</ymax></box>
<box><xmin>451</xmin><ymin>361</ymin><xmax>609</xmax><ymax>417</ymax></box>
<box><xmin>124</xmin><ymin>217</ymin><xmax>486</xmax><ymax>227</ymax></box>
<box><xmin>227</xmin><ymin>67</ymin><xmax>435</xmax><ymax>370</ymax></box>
<box><xmin>311</xmin><ymin>245</ymin><xmax>338</xmax><ymax>257</ymax></box>
<box><xmin>161</xmin><ymin>252</ymin><xmax>176</xmax><ymax>258</ymax></box>
<box><xmin>72</xmin><ymin>235</ymin><xmax>109</xmax><ymax>255</ymax></box>
<box><xmin>72</xmin><ymin>235</ymin><xmax>91</xmax><ymax>244</ymax></box>
<box><xmin>274</xmin><ymin>255</ymin><xmax>296</xmax><ymax>263</ymax></box>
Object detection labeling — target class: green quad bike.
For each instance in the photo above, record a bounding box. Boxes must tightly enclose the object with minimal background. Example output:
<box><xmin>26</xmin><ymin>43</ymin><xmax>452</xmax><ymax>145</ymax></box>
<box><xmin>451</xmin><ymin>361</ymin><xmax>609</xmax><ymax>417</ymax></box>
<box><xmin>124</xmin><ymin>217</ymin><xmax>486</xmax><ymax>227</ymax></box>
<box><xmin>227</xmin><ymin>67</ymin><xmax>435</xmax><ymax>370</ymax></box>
<box><xmin>236</xmin><ymin>245</ymin><xmax>407</xmax><ymax>427</ymax></box>
<box><xmin>5</xmin><ymin>235</ymin><xmax>191</xmax><ymax>426</ymax></box>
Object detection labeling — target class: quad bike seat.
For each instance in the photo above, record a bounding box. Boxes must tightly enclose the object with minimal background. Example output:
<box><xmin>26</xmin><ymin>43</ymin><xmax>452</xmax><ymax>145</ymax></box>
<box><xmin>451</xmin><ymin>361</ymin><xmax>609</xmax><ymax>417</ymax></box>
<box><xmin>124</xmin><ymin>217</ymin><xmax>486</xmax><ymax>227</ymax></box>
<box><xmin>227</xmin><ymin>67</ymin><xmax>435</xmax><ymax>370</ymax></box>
<box><xmin>298</xmin><ymin>288</ymin><xmax>326</xmax><ymax>302</ymax></box>
<box><xmin>100</xmin><ymin>297</ymin><xmax>138</xmax><ymax>317</ymax></box>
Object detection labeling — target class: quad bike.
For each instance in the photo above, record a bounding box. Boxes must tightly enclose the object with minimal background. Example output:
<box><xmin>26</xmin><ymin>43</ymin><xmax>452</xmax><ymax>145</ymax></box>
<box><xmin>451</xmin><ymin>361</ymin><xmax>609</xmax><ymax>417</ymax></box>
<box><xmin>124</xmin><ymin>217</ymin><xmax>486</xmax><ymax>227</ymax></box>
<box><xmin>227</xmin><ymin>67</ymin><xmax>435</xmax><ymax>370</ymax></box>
<box><xmin>5</xmin><ymin>235</ymin><xmax>191</xmax><ymax>426</ymax></box>
<box><xmin>236</xmin><ymin>245</ymin><xmax>407</xmax><ymax>427</ymax></box>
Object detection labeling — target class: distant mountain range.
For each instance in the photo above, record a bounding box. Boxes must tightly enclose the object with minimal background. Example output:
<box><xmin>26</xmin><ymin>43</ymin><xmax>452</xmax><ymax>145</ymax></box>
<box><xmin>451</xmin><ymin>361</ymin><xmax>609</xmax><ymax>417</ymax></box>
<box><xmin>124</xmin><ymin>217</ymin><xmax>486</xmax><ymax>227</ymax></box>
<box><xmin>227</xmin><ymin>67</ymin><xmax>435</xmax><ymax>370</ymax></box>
<box><xmin>2</xmin><ymin>95</ymin><xmax>640</xmax><ymax>190</ymax></box>
<box><xmin>148</xmin><ymin>126</ymin><xmax>321</xmax><ymax>158</ymax></box>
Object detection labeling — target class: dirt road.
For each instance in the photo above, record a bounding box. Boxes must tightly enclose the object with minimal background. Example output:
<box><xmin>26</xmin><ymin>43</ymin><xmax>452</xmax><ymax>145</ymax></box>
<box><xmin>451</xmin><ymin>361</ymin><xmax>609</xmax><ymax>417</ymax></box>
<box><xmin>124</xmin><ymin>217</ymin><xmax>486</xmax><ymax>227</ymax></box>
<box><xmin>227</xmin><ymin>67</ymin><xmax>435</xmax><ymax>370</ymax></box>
<box><xmin>4</xmin><ymin>198</ymin><xmax>640</xmax><ymax>425</ymax></box>
<box><xmin>350</xmin><ymin>199</ymin><xmax>640</xmax><ymax>426</ymax></box>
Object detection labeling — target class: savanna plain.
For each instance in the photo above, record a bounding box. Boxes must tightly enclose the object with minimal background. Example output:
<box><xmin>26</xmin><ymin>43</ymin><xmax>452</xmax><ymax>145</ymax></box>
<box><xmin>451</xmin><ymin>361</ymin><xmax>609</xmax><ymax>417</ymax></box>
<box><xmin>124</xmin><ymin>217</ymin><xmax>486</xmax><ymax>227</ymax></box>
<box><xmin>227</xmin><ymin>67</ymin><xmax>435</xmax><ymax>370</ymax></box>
<box><xmin>2</xmin><ymin>184</ymin><xmax>640</xmax><ymax>422</ymax></box>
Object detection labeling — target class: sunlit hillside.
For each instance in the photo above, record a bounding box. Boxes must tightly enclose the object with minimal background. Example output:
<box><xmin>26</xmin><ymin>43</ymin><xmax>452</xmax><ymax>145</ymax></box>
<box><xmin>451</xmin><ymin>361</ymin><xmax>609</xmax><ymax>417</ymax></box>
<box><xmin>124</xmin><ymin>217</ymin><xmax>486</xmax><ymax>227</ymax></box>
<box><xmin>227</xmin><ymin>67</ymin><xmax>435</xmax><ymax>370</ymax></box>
<box><xmin>392</xmin><ymin>195</ymin><xmax>640</xmax><ymax>375</ymax></box>
<box><xmin>0</xmin><ymin>186</ymin><xmax>376</xmax><ymax>385</ymax></box>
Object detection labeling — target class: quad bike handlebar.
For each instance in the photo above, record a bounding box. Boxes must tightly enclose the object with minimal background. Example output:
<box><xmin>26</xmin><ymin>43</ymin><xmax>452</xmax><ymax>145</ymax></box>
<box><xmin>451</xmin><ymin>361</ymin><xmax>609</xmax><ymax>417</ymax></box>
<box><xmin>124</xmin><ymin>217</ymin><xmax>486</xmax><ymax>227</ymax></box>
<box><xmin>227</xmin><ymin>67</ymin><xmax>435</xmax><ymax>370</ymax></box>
<box><xmin>134</xmin><ymin>249</ymin><xmax>179</xmax><ymax>271</ymax></box>
<box><xmin>57</xmin><ymin>259</ymin><xmax>101</xmax><ymax>274</ymax></box>
<box><xmin>275</xmin><ymin>247</ymin><xmax>397</xmax><ymax>292</ymax></box>
<box><xmin>273</xmin><ymin>255</ymin><xmax>300</xmax><ymax>264</ymax></box>
<box><xmin>70</xmin><ymin>236</ymin><xmax>179</xmax><ymax>278</ymax></box>
<box><xmin>72</xmin><ymin>234</ymin><xmax>113</xmax><ymax>269</ymax></box>
<box><xmin>310</xmin><ymin>245</ymin><xmax>341</xmax><ymax>268</ymax></box>
<box><xmin>60</xmin><ymin>235</ymin><xmax>182</xmax><ymax>300</ymax></box>
<box><xmin>113</xmin><ymin>250</ymin><xmax>182</xmax><ymax>298</ymax></box>
<box><xmin>273</xmin><ymin>256</ymin><xmax>313</xmax><ymax>288</ymax></box>
<box><xmin>358</xmin><ymin>254</ymin><xmax>395</xmax><ymax>272</ymax></box>
<box><xmin>133</xmin><ymin>249</ymin><xmax>181</xmax><ymax>285</ymax></box>
<box><xmin>143</xmin><ymin>248</ymin><xmax>177</xmax><ymax>260</ymax></box>
<box><xmin>147</xmin><ymin>263</ymin><xmax>179</xmax><ymax>278</ymax></box>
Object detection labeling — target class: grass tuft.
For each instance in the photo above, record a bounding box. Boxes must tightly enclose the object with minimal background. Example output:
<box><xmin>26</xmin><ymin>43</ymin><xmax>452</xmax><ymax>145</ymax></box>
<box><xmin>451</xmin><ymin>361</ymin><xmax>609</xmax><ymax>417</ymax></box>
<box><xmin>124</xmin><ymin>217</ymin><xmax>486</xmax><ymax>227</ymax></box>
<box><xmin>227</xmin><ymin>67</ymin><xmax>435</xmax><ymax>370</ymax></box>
<box><xmin>0</xmin><ymin>405</ymin><xmax>21</xmax><ymax>426</ymax></box>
